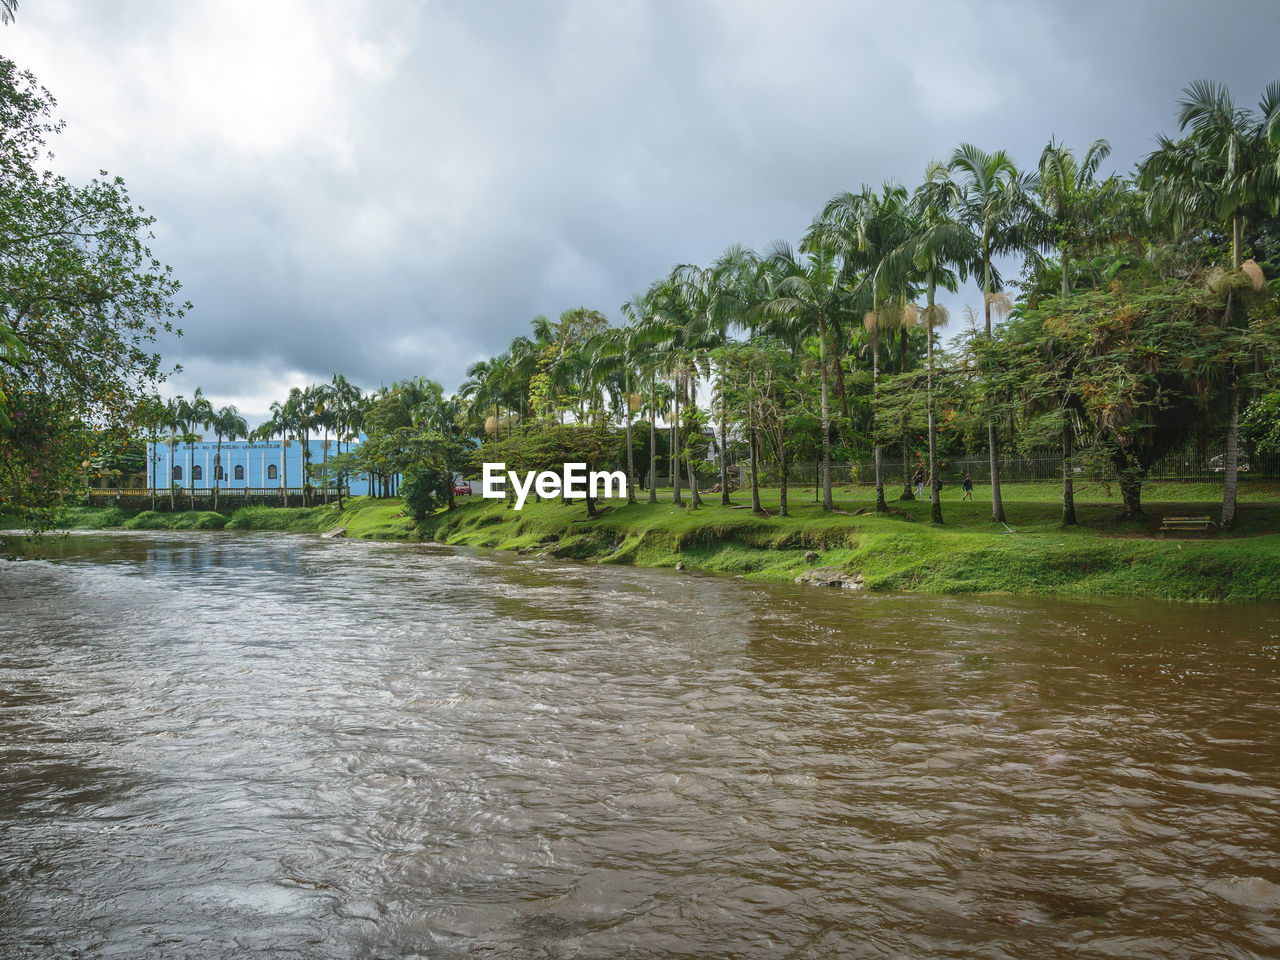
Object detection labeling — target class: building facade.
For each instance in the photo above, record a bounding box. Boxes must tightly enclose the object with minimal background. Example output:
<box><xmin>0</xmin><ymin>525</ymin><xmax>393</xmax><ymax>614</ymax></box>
<box><xmin>145</xmin><ymin>438</ymin><xmax>375</xmax><ymax>495</ymax></box>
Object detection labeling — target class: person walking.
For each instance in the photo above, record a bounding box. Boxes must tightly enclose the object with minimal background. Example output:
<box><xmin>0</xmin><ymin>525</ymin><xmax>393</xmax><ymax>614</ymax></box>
<box><xmin>962</xmin><ymin>473</ymin><xmax>973</xmax><ymax>502</ymax></box>
<box><xmin>913</xmin><ymin>464</ymin><xmax>925</xmax><ymax>499</ymax></box>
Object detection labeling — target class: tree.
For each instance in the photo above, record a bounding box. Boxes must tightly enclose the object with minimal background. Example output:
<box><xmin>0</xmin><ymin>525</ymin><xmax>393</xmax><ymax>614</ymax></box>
<box><xmin>0</xmin><ymin>57</ymin><xmax>187</xmax><ymax>530</ymax></box>
<box><xmin>815</xmin><ymin>182</ymin><xmax>912</xmax><ymax>512</ymax></box>
<box><xmin>210</xmin><ymin>404</ymin><xmax>247</xmax><ymax>512</ymax></box>
<box><xmin>1037</xmin><ymin>138</ymin><xmax>1117</xmax><ymax>297</ymax></box>
<box><xmin>947</xmin><ymin>143</ymin><xmax>1036</xmax><ymax>523</ymax></box>
<box><xmin>761</xmin><ymin>241</ymin><xmax>844</xmax><ymax>510</ymax></box>
<box><xmin>901</xmin><ymin>162</ymin><xmax>977</xmax><ymax>523</ymax></box>
<box><xmin>180</xmin><ymin>387</ymin><xmax>213</xmax><ymax>509</ymax></box>
<box><xmin>1141</xmin><ymin>80</ymin><xmax>1280</xmax><ymax>527</ymax></box>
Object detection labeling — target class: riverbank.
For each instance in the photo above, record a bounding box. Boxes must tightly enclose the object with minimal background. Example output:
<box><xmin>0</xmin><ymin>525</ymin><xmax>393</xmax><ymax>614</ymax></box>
<box><xmin>8</xmin><ymin>480</ymin><xmax>1280</xmax><ymax>602</ymax></box>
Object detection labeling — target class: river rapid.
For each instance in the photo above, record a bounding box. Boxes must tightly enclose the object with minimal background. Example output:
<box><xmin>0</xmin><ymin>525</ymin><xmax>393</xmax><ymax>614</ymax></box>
<box><xmin>1</xmin><ymin>531</ymin><xmax>1279</xmax><ymax>958</ymax></box>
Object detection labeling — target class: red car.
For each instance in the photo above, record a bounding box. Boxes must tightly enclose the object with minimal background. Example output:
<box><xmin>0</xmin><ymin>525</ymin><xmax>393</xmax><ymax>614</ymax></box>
<box><xmin>453</xmin><ymin>480</ymin><xmax>474</xmax><ymax>496</ymax></box>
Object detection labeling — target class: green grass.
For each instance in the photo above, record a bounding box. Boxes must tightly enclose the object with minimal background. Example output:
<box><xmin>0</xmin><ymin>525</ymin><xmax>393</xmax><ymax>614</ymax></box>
<box><xmin>123</xmin><ymin>510</ymin><xmax>229</xmax><ymax>531</ymax></box>
<box><xmin>421</xmin><ymin>480</ymin><xmax>1280</xmax><ymax>603</ymax></box>
<box><xmin>14</xmin><ymin>481</ymin><xmax>1280</xmax><ymax>602</ymax></box>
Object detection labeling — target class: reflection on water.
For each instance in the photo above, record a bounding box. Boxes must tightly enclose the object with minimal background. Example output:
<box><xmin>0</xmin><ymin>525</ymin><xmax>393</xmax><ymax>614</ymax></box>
<box><xmin>2</xmin><ymin>531</ymin><xmax>1279</xmax><ymax>958</ymax></box>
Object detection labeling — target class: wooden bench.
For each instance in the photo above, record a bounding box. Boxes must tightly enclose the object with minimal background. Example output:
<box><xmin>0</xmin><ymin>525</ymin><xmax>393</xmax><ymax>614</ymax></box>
<box><xmin>1159</xmin><ymin>515</ymin><xmax>1214</xmax><ymax>533</ymax></box>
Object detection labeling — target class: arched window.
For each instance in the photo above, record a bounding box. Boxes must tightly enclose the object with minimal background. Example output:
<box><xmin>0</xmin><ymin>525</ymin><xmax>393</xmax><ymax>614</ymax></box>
<box><xmin>234</xmin><ymin>465</ymin><xmax>244</xmax><ymax>480</ymax></box>
<box><xmin>267</xmin><ymin>464</ymin><xmax>278</xmax><ymax>480</ymax></box>
<box><xmin>172</xmin><ymin>465</ymin><xmax>182</xmax><ymax>481</ymax></box>
<box><xmin>192</xmin><ymin>465</ymin><xmax>202</xmax><ymax>481</ymax></box>
<box><xmin>214</xmin><ymin>465</ymin><xmax>224</xmax><ymax>480</ymax></box>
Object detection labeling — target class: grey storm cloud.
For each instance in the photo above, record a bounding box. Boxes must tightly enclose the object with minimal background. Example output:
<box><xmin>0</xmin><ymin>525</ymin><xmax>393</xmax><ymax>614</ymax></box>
<box><xmin>7</xmin><ymin>0</ymin><xmax>1280</xmax><ymax>423</ymax></box>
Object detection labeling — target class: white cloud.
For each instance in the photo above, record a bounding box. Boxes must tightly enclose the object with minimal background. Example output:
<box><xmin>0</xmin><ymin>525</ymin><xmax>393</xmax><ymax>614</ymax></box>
<box><xmin>5</xmin><ymin>0</ymin><xmax>1279</xmax><ymax>427</ymax></box>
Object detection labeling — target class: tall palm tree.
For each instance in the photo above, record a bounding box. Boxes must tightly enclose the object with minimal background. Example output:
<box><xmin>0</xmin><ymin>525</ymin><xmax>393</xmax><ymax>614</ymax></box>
<box><xmin>180</xmin><ymin>388</ymin><xmax>213</xmax><ymax>509</ymax></box>
<box><xmin>1038</xmin><ymin>138</ymin><xmax>1115</xmax><ymax>296</ymax></box>
<box><xmin>899</xmin><ymin>162</ymin><xmax>978</xmax><ymax>523</ymax></box>
<box><xmin>609</xmin><ymin>294</ymin><xmax>672</xmax><ymax>505</ymax></box>
<box><xmin>163</xmin><ymin>396</ymin><xmax>183</xmax><ymax>511</ymax></box>
<box><xmin>1143</xmin><ymin>80</ymin><xmax>1280</xmax><ymax>271</ymax></box>
<box><xmin>947</xmin><ymin>143</ymin><xmax>1037</xmax><ymax>524</ymax></box>
<box><xmin>641</xmin><ymin>281</ymin><xmax>693</xmax><ymax>506</ymax></box>
<box><xmin>762</xmin><ymin>240</ymin><xmax>843</xmax><ymax>511</ymax></box>
<box><xmin>262</xmin><ymin>399</ymin><xmax>294</xmax><ymax>507</ymax></box>
<box><xmin>1141</xmin><ymin>80</ymin><xmax>1280</xmax><ymax>528</ymax></box>
<box><xmin>672</xmin><ymin>245</ymin><xmax>758</xmax><ymax>505</ymax></box>
<box><xmin>210</xmin><ymin>404</ymin><xmax>247</xmax><ymax>512</ymax></box>
<box><xmin>818</xmin><ymin>182</ymin><xmax>912</xmax><ymax>512</ymax></box>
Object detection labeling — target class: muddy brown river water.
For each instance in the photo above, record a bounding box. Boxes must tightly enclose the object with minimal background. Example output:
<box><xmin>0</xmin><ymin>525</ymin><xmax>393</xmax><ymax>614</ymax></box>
<box><xmin>1</xmin><ymin>531</ymin><xmax>1279</xmax><ymax>958</ymax></box>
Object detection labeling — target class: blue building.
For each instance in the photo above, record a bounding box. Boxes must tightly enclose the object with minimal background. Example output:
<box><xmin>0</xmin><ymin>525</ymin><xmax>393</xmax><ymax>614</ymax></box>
<box><xmin>146</xmin><ymin>438</ymin><xmax>377</xmax><ymax>495</ymax></box>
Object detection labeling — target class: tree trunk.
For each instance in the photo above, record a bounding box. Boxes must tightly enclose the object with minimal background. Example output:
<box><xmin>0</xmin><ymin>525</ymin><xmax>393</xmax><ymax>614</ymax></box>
<box><xmin>624</xmin><ymin>374</ymin><xmax>636</xmax><ymax>505</ymax></box>
<box><xmin>779</xmin><ymin>442</ymin><xmax>789</xmax><ymax>518</ymax></box>
<box><xmin>1232</xmin><ymin>212</ymin><xmax>1242</xmax><ymax>271</ymax></box>
<box><xmin>687</xmin><ymin>375</ymin><xmax>702</xmax><ymax>508</ymax></box>
<box><xmin>686</xmin><ymin>448</ymin><xmax>699</xmax><ymax>510</ymax></box>
<box><xmin>1221</xmin><ymin>386</ymin><xmax>1240</xmax><ymax>529</ymax></box>
<box><xmin>901</xmin><ymin>435</ymin><xmax>914</xmax><ymax>499</ymax></box>
<box><xmin>671</xmin><ymin>376</ymin><xmax>682</xmax><ymax>505</ymax></box>
<box><xmin>984</xmin><ymin>255</ymin><xmax>1006</xmax><ymax>524</ymax></box>
<box><xmin>282</xmin><ymin>439</ymin><xmax>289</xmax><ymax>508</ymax></box>
<box><xmin>1119</xmin><ymin>475</ymin><xmax>1143</xmax><ymax>520</ymax></box>
<box><xmin>648</xmin><ymin>380</ymin><xmax>657</xmax><ymax>505</ymax></box>
<box><xmin>750</xmin><ymin>420</ymin><xmax>762</xmax><ymax>515</ymax></box>
<box><xmin>927</xmin><ymin>317</ymin><xmax>941</xmax><ymax>525</ymax></box>
<box><xmin>900</xmin><ymin>325</ymin><xmax>913</xmax><ymax>500</ymax></box>
<box><xmin>1062</xmin><ymin>418</ymin><xmax>1076</xmax><ymax>526</ymax></box>
<box><xmin>872</xmin><ymin>324</ymin><xmax>886</xmax><ymax>512</ymax></box>
<box><xmin>988</xmin><ymin>421</ymin><xmax>1004</xmax><ymax>523</ymax></box>
<box><xmin>718</xmin><ymin>366</ymin><xmax>730</xmax><ymax>506</ymax></box>
<box><xmin>819</xmin><ymin>319</ymin><xmax>833</xmax><ymax>511</ymax></box>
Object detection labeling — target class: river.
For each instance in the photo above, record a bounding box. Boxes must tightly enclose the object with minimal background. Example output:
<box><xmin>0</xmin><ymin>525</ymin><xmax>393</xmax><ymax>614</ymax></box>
<box><xmin>1</xmin><ymin>531</ymin><xmax>1278</xmax><ymax>958</ymax></box>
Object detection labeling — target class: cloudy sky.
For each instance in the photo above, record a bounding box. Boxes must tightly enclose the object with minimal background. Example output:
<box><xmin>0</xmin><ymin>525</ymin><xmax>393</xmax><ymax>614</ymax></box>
<box><xmin>7</xmin><ymin>0</ymin><xmax>1280</xmax><ymax>424</ymax></box>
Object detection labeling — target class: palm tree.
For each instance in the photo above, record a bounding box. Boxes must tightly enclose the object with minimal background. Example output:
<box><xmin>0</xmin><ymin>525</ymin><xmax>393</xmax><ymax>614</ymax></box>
<box><xmin>947</xmin><ymin>144</ymin><xmax>1037</xmax><ymax>524</ymax></box>
<box><xmin>609</xmin><ymin>294</ymin><xmax>672</xmax><ymax>504</ymax></box>
<box><xmin>818</xmin><ymin>182</ymin><xmax>912</xmax><ymax>512</ymax></box>
<box><xmin>672</xmin><ymin>245</ymin><xmax>758</xmax><ymax>505</ymax></box>
<box><xmin>181</xmin><ymin>387</ymin><xmax>213</xmax><ymax>509</ymax></box>
<box><xmin>641</xmin><ymin>281</ymin><xmax>692</xmax><ymax>506</ymax></box>
<box><xmin>210</xmin><ymin>405</ymin><xmax>247</xmax><ymax>512</ymax></box>
<box><xmin>1034</xmin><ymin>140</ymin><xmax>1120</xmax><ymax>525</ymax></box>
<box><xmin>163</xmin><ymin>396</ymin><xmax>183</xmax><ymax>510</ymax></box>
<box><xmin>900</xmin><ymin>162</ymin><xmax>978</xmax><ymax>523</ymax></box>
<box><xmin>327</xmin><ymin>374</ymin><xmax>364</xmax><ymax>500</ymax></box>
<box><xmin>1140</xmin><ymin>80</ymin><xmax>1280</xmax><ymax>528</ymax></box>
<box><xmin>1038</xmin><ymin>138</ymin><xmax>1115</xmax><ymax>296</ymax></box>
<box><xmin>762</xmin><ymin>240</ymin><xmax>844</xmax><ymax>511</ymax></box>
<box><xmin>262</xmin><ymin>399</ymin><xmax>294</xmax><ymax>507</ymax></box>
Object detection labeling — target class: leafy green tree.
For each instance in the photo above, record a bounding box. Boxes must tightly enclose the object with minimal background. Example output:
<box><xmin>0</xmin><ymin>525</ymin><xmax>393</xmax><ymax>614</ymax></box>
<box><xmin>1141</xmin><ymin>80</ymin><xmax>1280</xmax><ymax>526</ymax></box>
<box><xmin>0</xmin><ymin>57</ymin><xmax>187</xmax><ymax>529</ymax></box>
<box><xmin>946</xmin><ymin>144</ymin><xmax>1036</xmax><ymax>523</ymax></box>
<box><xmin>210</xmin><ymin>404</ymin><xmax>247</xmax><ymax>512</ymax></box>
<box><xmin>761</xmin><ymin>241</ymin><xmax>844</xmax><ymax>510</ymax></box>
<box><xmin>477</xmin><ymin>422</ymin><xmax>620</xmax><ymax>518</ymax></box>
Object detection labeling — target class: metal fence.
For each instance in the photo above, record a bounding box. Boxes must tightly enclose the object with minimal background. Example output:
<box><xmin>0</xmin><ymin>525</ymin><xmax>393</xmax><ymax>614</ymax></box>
<box><xmin>84</xmin><ymin>487</ymin><xmax>341</xmax><ymax>510</ymax></box>
<box><xmin>748</xmin><ymin>448</ymin><xmax>1279</xmax><ymax>486</ymax></box>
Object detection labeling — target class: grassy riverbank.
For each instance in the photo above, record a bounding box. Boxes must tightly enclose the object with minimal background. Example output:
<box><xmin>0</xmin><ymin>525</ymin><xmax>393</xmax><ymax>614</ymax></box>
<box><xmin>10</xmin><ymin>480</ymin><xmax>1279</xmax><ymax>602</ymax></box>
